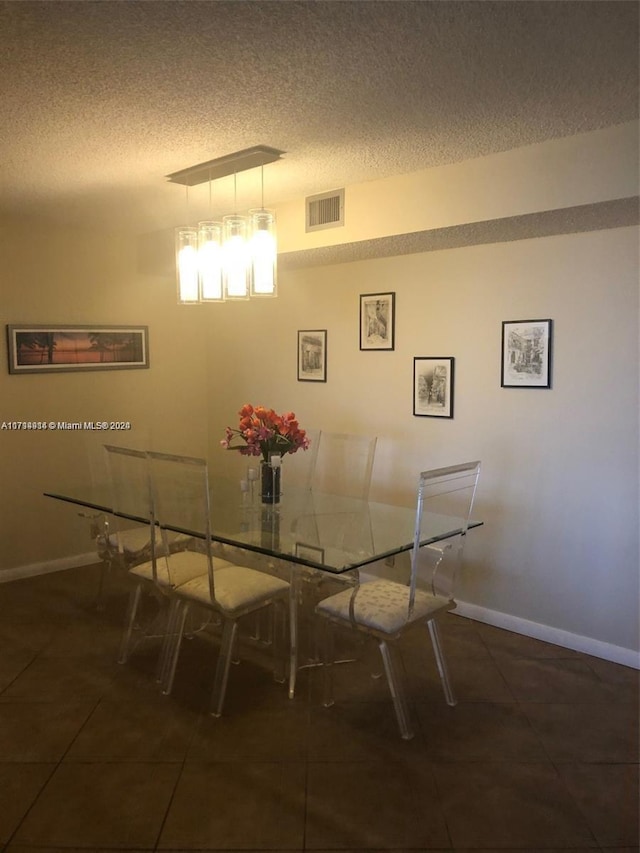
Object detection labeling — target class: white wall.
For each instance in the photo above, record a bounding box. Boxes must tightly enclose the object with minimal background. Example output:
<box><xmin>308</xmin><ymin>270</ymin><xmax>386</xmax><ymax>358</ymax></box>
<box><xmin>0</xmin><ymin>220</ymin><xmax>211</xmax><ymax>571</ymax></box>
<box><xmin>206</xmin><ymin>226</ymin><xmax>639</xmax><ymax>660</ymax></box>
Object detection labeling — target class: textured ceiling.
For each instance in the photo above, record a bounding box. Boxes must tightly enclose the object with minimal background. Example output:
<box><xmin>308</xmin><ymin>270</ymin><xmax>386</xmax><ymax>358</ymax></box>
<box><xmin>0</xmin><ymin>0</ymin><xmax>638</xmax><ymax>239</ymax></box>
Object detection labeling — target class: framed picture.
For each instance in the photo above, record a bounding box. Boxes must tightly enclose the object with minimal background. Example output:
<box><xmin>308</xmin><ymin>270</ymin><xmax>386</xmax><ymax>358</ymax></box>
<box><xmin>6</xmin><ymin>324</ymin><xmax>149</xmax><ymax>375</ymax></box>
<box><xmin>359</xmin><ymin>291</ymin><xmax>395</xmax><ymax>350</ymax></box>
<box><xmin>501</xmin><ymin>319</ymin><xmax>552</xmax><ymax>388</ymax></box>
<box><xmin>413</xmin><ymin>357</ymin><xmax>455</xmax><ymax>418</ymax></box>
<box><xmin>297</xmin><ymin>330</ymin><xmax>327</xmax><ymax>382</ymax></box>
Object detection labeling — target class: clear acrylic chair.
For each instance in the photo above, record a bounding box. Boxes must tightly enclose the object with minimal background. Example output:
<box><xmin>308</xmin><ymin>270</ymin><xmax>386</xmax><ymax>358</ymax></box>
<box><xmin>280</xmin><ymin>426</ymin><xmax>320</xmax><ymax>493</ymax></box>
<box><xmin>315</xmin><ymin>460</ymin><xmax>481</xmax><ymax>739</ymax></box>
<box><xmin>236</xmin><ymin>427</ymin><xmax>320</xmax><ymax>651</ymax></box>
<box><xmin>147</xmin><ymin>450</ymin><xmax>296</xmax><ymax>717</ymax></box>
<box><xmin>310</xmin><ymin>431</ymin><xmax>377</xmax><ymax>500</ymax></box>
<box><xmin>79</xmin><ymin>434</ymin><xmax>154</xmax><ymax>609</ymax></box>
<box><xmin>103</xmin><ymin>444</ymin><xmax>157</xmax><ymax>657</ymax></box>
<box><xmin>289</xmin><ymin>430</ymin><xmax>378</xmax><ymax>696</ymax></box>
<box><xmin>103</xmin><ymin>444</ymin><xmax>224</xmax><ymax>667</ymax></box>
<box><xmin>294</xmin><ymin>431</ymin><xmax>377</xmax><ymax>557</ymax></box>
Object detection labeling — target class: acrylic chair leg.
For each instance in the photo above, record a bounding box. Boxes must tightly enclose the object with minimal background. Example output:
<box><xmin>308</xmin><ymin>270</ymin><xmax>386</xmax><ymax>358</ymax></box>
<box><xmin>156</xmin><ymin>597</ymin><xmax>180</xmax><ymax>685</ymax></box>
<box><xmin>378</xmin><ymin>639</ymin><xmax>414</xmax><ymax>740</ymax></box>
<box><xmin>248</xmin><ymin>612</ymin><xmax>260</xmax><ymax>641</ymax></box>
<box><xmin>95</xmin><ymin>560</ymin><xmax>109</xmax><ymax>612</ymax></box>
<box><xmin>118</xmin><ymin>582</ymin><xmax>142</xmax><ymax>664</ymax></box>
<box><xmin>303</xmin><ymin>573</ymin><xmax>323</xmax><ymax>663</ymax></box>
<box><xmin>162</xmin><ymin>601</ymin><xmax>189</xmax><ymax>696</ymax></box>
<box><xmin>427</xmin><ymin>619</ymin><xmax>457</xmax><ymax>706</ymax></box>
<box><xmin>210</xmin><ymin>618</ymin><xmax>238</xmax><ymax>717</ymax></box>
<box><xmin>287</xmin><ymin>572</ymin><xmax>301</xmax><ymax>698</ymax></box>
<box><xmin>272</xmin><ymin>600</ymin><xmax>286</xmax><ymax>685</ymax></box>
<box><xmin>249</xmin><ymin>609</ymin><xmax>272</xmax><ymax>645</ymax></box>
<box><xmin>288</xmin><ymin>587</ymin><xmax>299</xmax><ymax>699</ymax></box>
<box><xmin>321</xmin><ymin>618</ymin><xmax>335</xmax><ymax>708</ymax></box>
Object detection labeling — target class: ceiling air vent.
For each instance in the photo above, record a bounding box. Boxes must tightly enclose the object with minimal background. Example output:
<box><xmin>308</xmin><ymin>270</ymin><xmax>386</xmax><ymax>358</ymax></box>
<box><xmin>306</xmin><ymin>189</ymin><xmax>345</xmax><ymax>232</ymax></box>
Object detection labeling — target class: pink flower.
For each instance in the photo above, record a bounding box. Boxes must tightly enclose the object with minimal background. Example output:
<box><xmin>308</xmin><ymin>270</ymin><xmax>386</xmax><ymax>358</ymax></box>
<box><xmin>222</xmin><ymin>405</ymin><xmax>310</xmax><ymax>463</ymax></box>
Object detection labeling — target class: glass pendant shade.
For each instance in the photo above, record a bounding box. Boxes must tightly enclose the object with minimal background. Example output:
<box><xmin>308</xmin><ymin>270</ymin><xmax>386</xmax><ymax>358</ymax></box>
<box><xmin>173</xmin><ymin>155</ymin><xmax>280</xmax><ymax>304</ymax></box>
<box><xmin>175</xmin><ymin>227</ymin><xmax>199</xmax><ymax>304</ymax></box>
<box><xmin>198</xmin><ymin>221</ymin><xmax>224</xmax><ymax>302</ymax></box>
<box><xmin>222</xmin><ymin>215</ymin><xmax>250</xmax><ymax>300</ymax></box>
<box><xmin>249</xmin><ymin>209</ymin><xmax>277</xmax><ymax>297</ymax></box>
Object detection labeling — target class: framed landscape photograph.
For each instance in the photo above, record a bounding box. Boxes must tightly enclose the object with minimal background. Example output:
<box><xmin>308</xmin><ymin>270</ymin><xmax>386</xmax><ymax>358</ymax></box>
<box><xmin>297</xmin><ymin>329</ymin><xmax>327</xmax><ymax>382</ymax></box>
<box><xmin>7</xmin><ymin>324</ymin><xmax>149</xmax><ymax>375</ymax></box>
<box><xmin>359</xmin><ymin>291</ymin><xmax>395</xmax><ymax>350</ymax></box>
<box><xmin>501</xmin><ymin>319</ymin><xmax>552</xmax><ymax>388</ymax></box>
<box><xmin>413</xmin><ymin>356</ymin><xmax>455</xmax><ymax>418</ymax></box>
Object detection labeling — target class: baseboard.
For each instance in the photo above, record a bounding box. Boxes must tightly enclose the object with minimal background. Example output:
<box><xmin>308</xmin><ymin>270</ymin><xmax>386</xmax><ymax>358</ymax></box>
<box><xmin>0</xmin><ymin>553</ymin><xmax>99</xmax><ymax>584</ymax></box>
<box><xmin>455</xmin><ymin>599</ymin><xmax>640</xmax><ymax>670</ymax></box>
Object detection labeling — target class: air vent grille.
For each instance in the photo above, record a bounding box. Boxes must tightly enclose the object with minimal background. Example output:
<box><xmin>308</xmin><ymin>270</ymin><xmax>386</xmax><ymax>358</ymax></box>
<box><xmin>306</xmin><ymin>189</ymin><xmax>345</xmax><ymax>232</ymax></box>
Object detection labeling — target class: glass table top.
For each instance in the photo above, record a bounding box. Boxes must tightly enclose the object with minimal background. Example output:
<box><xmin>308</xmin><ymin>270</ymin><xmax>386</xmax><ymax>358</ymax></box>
<box><xmin>44</xmin><ymin>477</ymin><xmax>482</xmax><ymax>574</ymax></box>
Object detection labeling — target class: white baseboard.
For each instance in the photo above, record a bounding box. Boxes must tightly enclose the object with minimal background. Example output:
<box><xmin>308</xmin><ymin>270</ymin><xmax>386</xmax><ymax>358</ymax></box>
<box><xmin>455</xmin><ymin>599</ymin><xmax>640</xmax><ymax>670</ymax></box>
<box><xmin>0</xmin><ymin>553</ymin><xmax>99</xmax><ymax>584</ymax></box>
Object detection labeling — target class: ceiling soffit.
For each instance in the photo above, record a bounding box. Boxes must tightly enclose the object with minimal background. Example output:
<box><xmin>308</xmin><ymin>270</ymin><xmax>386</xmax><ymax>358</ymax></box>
<box><xmin>278</xmin><ymin>198</ymin><xmax>640</xmax><ymax>269</ymax></box>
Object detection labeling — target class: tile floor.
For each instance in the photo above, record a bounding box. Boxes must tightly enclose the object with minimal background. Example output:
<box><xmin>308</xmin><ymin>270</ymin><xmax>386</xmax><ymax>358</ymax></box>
<box><xmin>0</xmin><ymin>563</ymin><xmax>637</xmax><ymax>852</ymax></box>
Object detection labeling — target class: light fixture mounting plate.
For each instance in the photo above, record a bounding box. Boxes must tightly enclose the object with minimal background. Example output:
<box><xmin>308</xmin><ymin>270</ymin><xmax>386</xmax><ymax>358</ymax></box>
<box><xmin>166</xmin><ymin>145</ymin><xmax>285</xmax><ymax>186</ymax></box>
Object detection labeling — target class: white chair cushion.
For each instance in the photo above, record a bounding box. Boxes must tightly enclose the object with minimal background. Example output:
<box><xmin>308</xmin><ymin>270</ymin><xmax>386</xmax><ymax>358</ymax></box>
<box><xmin>176</xmin><ymin>565</ymin><xmax>290</xmax><ymax>615</ymax></box>
<box><xmin>108</xmin><ymin>528</ymin><xmax>190</xmax><ymax>556</ymax></box>
<box><xmin>130</xmin><ymin>551</ymin><xmax>233</xmax><ymax>588</ymax></box>
<box><xmin>316</xmin><ymin>579</ymin><xmax>454</xmax><ymax>635</ymax></box>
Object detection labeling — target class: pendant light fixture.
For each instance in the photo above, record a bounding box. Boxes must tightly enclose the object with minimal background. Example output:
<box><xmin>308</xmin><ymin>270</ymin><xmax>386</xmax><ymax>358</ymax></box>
<box><xmin>175</xmin><ymin>185</ymin><xmax>199</xmax><ymax>305</ymax></box>
<box><xmin>167</xmin><ymin>146</ymin><xmax>283</xmax><ymax>306</ymax></box>
<box><xmin>197</xmin><ymin>174</ymin><xmax>224</xmax><ymax>302</ymax></box>
<box><xmin>198</xmin><ymin>220</ymin><xmax>224</xmax><ymax>301</ymax></box>
<box><xmin>249</xmin><ymin>164</ymin><xmax>277</xmax><ymax>297</ymax></box>
<box><xmin>222</xmin><ymin>173</ymin><xmax>250</xmax><ymax>300</ymax></box>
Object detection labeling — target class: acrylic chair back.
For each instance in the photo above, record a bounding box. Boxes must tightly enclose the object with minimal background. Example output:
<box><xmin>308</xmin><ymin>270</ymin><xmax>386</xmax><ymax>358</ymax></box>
<box><xmin>310</xmin><ymin>431</ymin><xmax>377</xmax><ymax>500</ymax></box>
<box><xmin>102</xmin><ymin>444</ymin><xmax>152</xmax><ymax>554</ymax></box>
<box><xmin>409</xmin><ymin>460</ymin><xmax>481</xmax><ymax>615</ymax></box>
<box><xmin>146</xmin><ymin>450</ymin><xmax>215</xmax><ymax>596</ymax></box>
<box><xmin>280</xmin><ymin>426</ymin><xmax>320</xmax><ymax>493</ymax></box>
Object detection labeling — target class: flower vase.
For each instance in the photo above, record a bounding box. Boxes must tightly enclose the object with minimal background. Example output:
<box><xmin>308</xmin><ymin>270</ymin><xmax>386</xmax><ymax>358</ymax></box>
<box><xmin>260</xmin><ymin>459</ymin><xmax>282</xmax><ymax>504</ymax></box>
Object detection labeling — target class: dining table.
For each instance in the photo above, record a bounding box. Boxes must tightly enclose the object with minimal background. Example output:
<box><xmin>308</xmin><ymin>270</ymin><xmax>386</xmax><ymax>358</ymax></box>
<box><xmin>45</xmin><ymin>469</ymin><xmax>483</xmax><ymax>702</ymax></box>
<box><xmin>44</xmin><ymin>473</ymin><xmax>483</xmax><ymax>575</ymax></box>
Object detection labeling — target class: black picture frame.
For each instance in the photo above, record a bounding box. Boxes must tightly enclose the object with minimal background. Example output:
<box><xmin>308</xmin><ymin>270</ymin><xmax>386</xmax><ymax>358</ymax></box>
<box><xmin>413</xmin><ymin>356</ymin><xmax>455</xmax><ymax>418</ymax></box>
<box><xmin>359</xmin><ymin>291</ymin><xmax>395</xmax><ymax>350</ymax></box>
<box><xmin>6</xmin><ymin>324</ymin><xmax>150</xmax><ymax>375</ymax></box>
<box><xmin>501</xmin><ymin>319</ymin><xmax>552</xmax><ymax>388</ymax></box>
<box><xmin>297</xmin><ymin>330</ymin><xmax>327</xmax><ymax>382</ymax></box>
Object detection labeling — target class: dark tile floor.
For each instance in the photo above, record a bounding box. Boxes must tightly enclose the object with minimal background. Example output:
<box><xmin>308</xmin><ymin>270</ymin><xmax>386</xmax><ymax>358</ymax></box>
<box><xmin>0</xmin><ymin>563</ymin><xmax>638</xmax><ymax>852</ymax></box>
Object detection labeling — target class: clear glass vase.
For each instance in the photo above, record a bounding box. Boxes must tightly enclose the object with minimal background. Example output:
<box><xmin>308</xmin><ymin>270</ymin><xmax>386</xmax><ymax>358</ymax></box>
<box><xmin>260</xmin><ymin>458</ymin><xmax>282</xmax><ymax>504</ymax></box>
